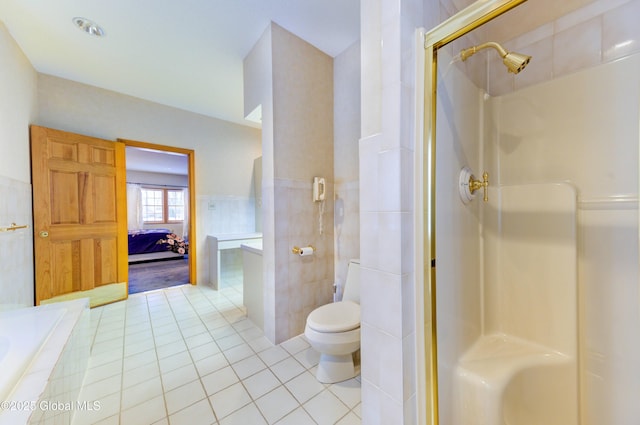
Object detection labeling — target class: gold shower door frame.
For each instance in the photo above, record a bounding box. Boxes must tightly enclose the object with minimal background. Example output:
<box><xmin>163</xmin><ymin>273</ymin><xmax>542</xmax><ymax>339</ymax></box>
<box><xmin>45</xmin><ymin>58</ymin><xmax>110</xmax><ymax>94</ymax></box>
<box><xmin>418</xmin><ymin>1</ymin><xmax>529</xmax><ymax>424</ymax></box>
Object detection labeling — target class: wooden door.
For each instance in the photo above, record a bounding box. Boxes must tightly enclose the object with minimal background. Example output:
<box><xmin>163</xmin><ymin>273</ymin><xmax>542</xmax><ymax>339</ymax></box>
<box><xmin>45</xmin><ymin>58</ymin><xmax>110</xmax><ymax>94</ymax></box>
<box><xmin>31</xmin><ymin>126</ymin><xmax>128</xmax><ymax>306</ymax></box>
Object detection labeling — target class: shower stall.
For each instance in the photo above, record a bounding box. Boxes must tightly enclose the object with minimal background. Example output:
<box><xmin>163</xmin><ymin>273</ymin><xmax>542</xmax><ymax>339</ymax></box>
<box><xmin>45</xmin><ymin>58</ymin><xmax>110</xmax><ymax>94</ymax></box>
<box><xmin>418</xmin><ymin>0</ymin><xmax>640</xmax><ymax>424</ymax></box>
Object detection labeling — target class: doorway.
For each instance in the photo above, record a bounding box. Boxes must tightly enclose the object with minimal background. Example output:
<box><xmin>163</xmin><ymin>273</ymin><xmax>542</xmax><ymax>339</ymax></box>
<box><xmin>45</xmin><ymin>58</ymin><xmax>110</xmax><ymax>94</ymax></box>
<box><xmin>121</xmin><ymin>139</ymin><xmax>197</xmax><ymax>293</ymax></box>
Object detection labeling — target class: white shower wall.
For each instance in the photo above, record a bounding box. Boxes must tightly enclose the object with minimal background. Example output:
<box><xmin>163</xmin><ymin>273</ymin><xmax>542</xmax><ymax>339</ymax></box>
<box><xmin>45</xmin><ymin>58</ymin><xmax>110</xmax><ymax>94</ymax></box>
<box><xmin>485</xmin><ymin>53</ymin><xmax>640</xmax><ymax>425</ymax></box>
<box><xmin>432</xmin><ymin>23</ymin><xmax>640</xmax><ymax>425</ymax></box>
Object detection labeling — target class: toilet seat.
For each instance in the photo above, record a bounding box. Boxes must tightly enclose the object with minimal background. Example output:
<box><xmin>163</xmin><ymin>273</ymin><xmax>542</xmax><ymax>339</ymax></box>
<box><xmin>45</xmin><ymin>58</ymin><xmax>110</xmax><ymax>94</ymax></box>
<box><xmin>306</xmin><ymin>300</ymin><xmax>360</xmax><ymax>333</ymax></box>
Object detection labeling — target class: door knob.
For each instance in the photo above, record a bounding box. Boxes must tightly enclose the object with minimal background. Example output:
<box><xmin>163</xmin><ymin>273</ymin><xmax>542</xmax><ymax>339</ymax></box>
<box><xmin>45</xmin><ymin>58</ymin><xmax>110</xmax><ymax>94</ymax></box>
<box><xmin>39</xmin><ymin>231</ymin><xmax>49</xmax><ymax>238</ymax></box>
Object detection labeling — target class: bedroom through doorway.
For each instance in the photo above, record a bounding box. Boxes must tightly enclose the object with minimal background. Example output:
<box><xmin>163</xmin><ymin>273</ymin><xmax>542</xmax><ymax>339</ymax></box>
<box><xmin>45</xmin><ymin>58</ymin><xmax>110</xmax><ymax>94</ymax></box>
<box><xmin>123</xmin><ymin>140</ymin><xmax>196</xmax><ymax>294</ymax></box>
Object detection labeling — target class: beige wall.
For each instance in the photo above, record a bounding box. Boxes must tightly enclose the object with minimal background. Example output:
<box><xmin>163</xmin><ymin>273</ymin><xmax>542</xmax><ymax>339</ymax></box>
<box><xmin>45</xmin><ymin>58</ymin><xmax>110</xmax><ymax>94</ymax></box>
<box><xmin>36</xmin><ymin>74</ymin><xmax>262</xmax><ymax>286</ymax></box>
<box><xmin>0</xmin><ymin>22</ymin><xmax>37</xmax><ymax>306</ymax></box>
<box><xmin>244</xmin><ymin>23</ymin><xmax>335</xmax><ymax>343</ymax></box>
<box><xmin>37</xmin><ymin>74</ymin><xmax>261</xmax><ymax>197</ymax></box>
<box><xmin>271</xmin><ymin>23</ymin><xmax>334</xmax><ymax>342</ymax></box>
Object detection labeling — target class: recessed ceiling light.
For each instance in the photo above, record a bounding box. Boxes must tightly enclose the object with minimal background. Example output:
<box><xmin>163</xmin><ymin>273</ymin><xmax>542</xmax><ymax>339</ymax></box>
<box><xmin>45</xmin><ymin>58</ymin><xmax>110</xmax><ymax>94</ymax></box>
<box><xmin>72</xmin><ymin>17</ymin><xmax>105</xmax><ymax>37</ymax></box>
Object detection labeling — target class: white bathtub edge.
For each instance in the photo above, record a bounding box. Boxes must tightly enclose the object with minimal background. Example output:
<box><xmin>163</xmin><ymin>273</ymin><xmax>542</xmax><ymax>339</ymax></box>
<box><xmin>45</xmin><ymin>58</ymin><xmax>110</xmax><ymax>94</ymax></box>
<box><xmin>0</xmin><ymin>298</ymin><xmax>90</xmax><ymax>425</ymax></box>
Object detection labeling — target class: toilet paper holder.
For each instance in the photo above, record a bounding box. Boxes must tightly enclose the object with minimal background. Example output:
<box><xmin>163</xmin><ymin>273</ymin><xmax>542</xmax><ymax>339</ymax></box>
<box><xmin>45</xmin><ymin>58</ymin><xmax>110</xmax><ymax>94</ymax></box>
<box><xmin>292</xmin><ymin>245</ymin><xmax>315</xmax><ymax>255</ymax></box>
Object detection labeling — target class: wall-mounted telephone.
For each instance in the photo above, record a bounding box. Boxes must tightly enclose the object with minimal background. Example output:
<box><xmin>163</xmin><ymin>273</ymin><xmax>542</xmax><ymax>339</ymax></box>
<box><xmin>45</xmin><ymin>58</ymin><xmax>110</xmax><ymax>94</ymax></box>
<box><xmin>313</xmin><ymin>177</ymin><xmax>326</xmax><ymax>202</ymax></box>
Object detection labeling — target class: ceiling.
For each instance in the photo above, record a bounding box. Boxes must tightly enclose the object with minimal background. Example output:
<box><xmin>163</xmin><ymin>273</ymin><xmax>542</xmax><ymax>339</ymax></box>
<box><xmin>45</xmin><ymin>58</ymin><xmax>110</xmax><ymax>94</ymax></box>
<box><xmin>0</xmin><ymin>0</ymin><xmax>360</xmax><ymax>128</ymax></box>
<box><xmin>125</xmin><ymin>147</ymin><xmax>188</xmax><ymax>175</ymax></box>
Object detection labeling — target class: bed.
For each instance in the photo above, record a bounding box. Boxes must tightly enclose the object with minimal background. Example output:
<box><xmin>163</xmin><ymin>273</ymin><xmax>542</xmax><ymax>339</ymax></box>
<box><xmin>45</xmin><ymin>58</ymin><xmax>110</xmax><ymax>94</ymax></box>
<box><xmin>128</xmin><ymin>228</ymin><xmax>174</xmax><ymax>255</ymax></box>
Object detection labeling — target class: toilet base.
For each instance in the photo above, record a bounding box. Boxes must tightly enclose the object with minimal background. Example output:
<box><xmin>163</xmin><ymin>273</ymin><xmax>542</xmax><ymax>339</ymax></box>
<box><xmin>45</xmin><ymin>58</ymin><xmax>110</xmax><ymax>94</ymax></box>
<box><xmin>316</xmin><ymin>352</ymin><xmax>357</xmax><ymax>383</ymax></box>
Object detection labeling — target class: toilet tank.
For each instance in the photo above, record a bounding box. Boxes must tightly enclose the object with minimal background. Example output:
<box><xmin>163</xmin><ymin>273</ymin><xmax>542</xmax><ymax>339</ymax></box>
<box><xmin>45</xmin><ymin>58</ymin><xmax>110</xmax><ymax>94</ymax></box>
<box><xmin>342</xmin><ymin>259</ymin><xmax>360</xmax><ymax>304</ymax></box>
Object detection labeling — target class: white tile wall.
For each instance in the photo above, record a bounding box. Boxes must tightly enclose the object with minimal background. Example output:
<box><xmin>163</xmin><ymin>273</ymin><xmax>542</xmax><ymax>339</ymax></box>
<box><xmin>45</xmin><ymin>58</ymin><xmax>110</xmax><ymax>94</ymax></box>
<box><xmin>554</xmin><ymin>18</ymin><xmax>602</xmax><ymax>77</ymax></box>
<box><xmin>272</xmin><ymin>178</ymin><xmax>335</xmax><ymax>341</ymax></box>
<box><xmin>333</xmin><ymin>181</ymin><xmax>360</xmax><ymax>300</ymax></box>
<box><xmin>602</xmin><ymin>0</ymin><xmax>640</xmax><ymax>62</ymax></box>
<box><xmin>360</xmin><ymin>0</ymin><xmax>423</xmax><ymax>423</ymax></box>
<box><xmin>490</xmin><ymin>0</ymin><xmax>640</xmax><ymax>95</ymax></box>
<box><xmin>199</xmin><ymin>196</ymin><xmax>256</xmax><ymax>236</ymax></box>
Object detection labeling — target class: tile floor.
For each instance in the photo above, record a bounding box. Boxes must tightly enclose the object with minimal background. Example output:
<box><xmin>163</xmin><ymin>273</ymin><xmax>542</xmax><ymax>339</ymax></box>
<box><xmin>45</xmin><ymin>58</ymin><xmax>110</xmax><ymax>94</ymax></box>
<box><xmin>71</xmin><ymin>274</ymin><xmax>361</xmax><ymax>425</ymax></box>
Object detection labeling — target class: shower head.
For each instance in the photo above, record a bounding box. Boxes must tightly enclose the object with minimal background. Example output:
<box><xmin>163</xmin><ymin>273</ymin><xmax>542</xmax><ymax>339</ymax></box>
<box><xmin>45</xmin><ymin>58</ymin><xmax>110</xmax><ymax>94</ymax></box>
<box><xmin>460</xmin><ymin>41</ymin><xmax>531</xmax><ymax>74</ymax></box>
<box><xmin>501</xmin><ymin>51</ymin><xmax>532</xmax><ymax>74</ymax></box>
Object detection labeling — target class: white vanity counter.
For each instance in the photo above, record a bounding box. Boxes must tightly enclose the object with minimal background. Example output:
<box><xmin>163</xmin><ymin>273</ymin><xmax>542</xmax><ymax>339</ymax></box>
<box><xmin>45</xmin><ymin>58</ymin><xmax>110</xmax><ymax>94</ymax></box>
<box><xmin>207</xmin><ymin>233</ymin><xmax>262</xmax><ymax>289</ymax></box>
<box><xmin>240</xmin><ymin>240</ymin><xmax>262</xmax><ymax>255</ymax></box>
<box><xmin>241</xmin><ymin>241</ymin><xmax>263</xmax><ymax>331</ymax></box>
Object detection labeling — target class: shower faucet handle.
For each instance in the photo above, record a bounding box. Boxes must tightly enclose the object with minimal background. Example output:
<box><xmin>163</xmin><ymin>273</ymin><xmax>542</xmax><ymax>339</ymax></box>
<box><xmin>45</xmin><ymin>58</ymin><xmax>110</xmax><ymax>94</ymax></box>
<box><xmin>469</xmin><ymin>171</ymin><xmax>489</xmax><ymax>202</ymax></box>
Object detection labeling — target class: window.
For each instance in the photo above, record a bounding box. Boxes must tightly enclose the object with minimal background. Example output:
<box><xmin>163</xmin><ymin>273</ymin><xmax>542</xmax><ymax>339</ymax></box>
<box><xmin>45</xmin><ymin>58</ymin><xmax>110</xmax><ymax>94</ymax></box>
<box><xmin>141</xmin><ymin>188</ymin><xmax>163</xmax><ymax>223</ymax></box>
<box><xmin>167</xmin><ymin>190</ymin><xmax>185</xmax><ymax>221</ymax></box>
<box><xmin>141</xmin><ymin>188</ymin><xmax>185</xmax><ymax>223</ymax></box>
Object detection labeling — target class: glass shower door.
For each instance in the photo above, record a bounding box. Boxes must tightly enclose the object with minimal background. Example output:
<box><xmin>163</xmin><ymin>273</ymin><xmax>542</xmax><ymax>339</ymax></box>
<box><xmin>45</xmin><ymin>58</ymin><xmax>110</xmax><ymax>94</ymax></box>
<box><xmin>423</xmin><ymin>1</ymin><xmax>640</xmax><ymax>423</ymax></box>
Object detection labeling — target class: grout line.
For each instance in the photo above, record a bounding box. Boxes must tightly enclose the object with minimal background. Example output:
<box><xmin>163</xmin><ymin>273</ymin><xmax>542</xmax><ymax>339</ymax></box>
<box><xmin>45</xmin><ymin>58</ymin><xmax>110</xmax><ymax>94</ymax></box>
<box><xmin>79</xmin><ymin>278</ymin><xmax>361</xmax><ymax>425</ymax></box>
<box><xmin>181</xmin><ymin>285</ymin><xmax>225</xmax><ymax>424</ymax></box>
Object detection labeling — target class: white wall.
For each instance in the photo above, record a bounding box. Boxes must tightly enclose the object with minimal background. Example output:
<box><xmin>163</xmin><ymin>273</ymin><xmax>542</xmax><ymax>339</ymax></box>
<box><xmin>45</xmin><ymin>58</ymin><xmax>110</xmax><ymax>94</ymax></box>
<box><xmin>0</xmin><ymin>22</ymin><xmax>37</xmax><ymax>184</ymax></box>
<box><xmin>36</xmin><ymin>74</ymin><xmax>262</xmax><ymax>286</ymax></box>
<box><xmin>0</xmin><ymin>21</ymin><xmax>37</xmax><ymax>306</ymax></box>
<box><xmin>334</xmin><ymin>40</ymin><xmax>361</xmax><ymax>295</ymax></box>
<box><xmin>243</xmin><ymin>25</ymin><xmax>277</xmax><ymax>342</ymax></box>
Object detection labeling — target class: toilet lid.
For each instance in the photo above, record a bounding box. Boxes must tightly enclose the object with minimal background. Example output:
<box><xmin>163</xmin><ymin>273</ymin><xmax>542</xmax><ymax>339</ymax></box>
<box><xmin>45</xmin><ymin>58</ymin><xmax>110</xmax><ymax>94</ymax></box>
<box><xmin>307</xmin><ymin>301</ymin><xmax>360</xmax><ymax>333</ymax></box>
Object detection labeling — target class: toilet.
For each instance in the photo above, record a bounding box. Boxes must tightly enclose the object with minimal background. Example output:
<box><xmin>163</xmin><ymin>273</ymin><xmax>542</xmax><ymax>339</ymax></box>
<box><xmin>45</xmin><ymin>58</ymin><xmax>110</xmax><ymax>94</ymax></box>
<box><xmin>304</xmin><ymin>259</ymin><xmax>360</xmax><ymax>383</ymax></box>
